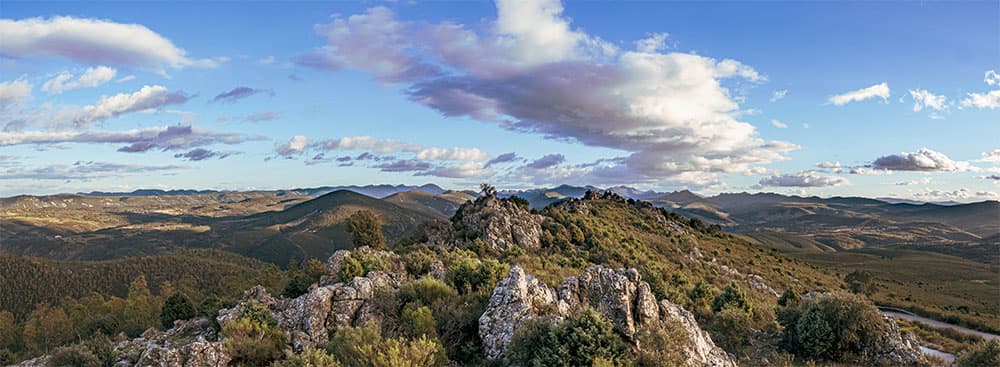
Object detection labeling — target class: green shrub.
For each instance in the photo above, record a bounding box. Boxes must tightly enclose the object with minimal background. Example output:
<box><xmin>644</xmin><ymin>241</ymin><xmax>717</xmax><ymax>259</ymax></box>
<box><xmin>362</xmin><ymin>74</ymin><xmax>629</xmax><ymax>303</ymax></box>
<box><xmin>400</xmin><ymin>277</ymin><xmax>456</xmax><ymax>307</ymax></box>
<box><xmin>507</xmin><ymin>308</ymin><xmax>632</xmax><ymax>367</ymax></box>
<box><xmin>778</xmin><ymin>292</ymin><xmax>886</xmax><ymax>362</ymax></box>
<box><xmin>712</xmin><ymin>282</ymin><xmax>753</xmax><ymax>316</ymax></box>
<box><xmin>844</xmin><ymin>270</ymin><xmax>877</xmax><ymax>297</ymax></box>
<box><xmin>327</xmin><ymin>324</ymin><xmax>446</xmax><ymax>367</ymax></box>
<box><xmin>222</xmin><ymin>301</ymin><xmax>286</xmax><ymax>366</ymax></box>
<box><xmin>401</xmin><ymin>305</ymin><xmax>437</xmax><ymax>338</ymax></box>
<box><xmin>160</xmin><ymin>292</ymin><xmax>196</xmax><ymax>329</ymax></box>
<box><xmin>445</xmin><ymin>256</ymin><xmax>507</xmax><ymax>294</ymax></box>
<box><xmin>48</xmin><ymin>344</ymin><xmax>101</xmax><ymax>367</ymax></box>
<box><xmin>708</xmin><ymin>306</ymin><xmax>752</xmax><ymax>353</ymax></box>
<box><xmin>337</xmin><ymin>256</ymin><xmax>364</xmax><ymax>283</ymax></box>
<box><xmin>271</xmin><ymin>349</ymin><xmax>341</xmax><ymax>367</ymax></box>
<box><xmin>635</xmin><ymin>319</ymin><xmax>687</xmax><ymax>367</ymax></box>
<box><xmin>957</xmin><ymin>339</ymin><xmax>1000</xmax><ymax>367</ymax></box>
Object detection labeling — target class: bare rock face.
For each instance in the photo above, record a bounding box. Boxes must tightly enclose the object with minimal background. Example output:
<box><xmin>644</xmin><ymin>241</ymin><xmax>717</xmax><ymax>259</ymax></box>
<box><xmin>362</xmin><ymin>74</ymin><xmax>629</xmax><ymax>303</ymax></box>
<box><xmin>216</xmin><ymin>249</ymin><xmax>406</xmax><ymax>352</ymax></box>
<box><xmin>450</xmin><ymin>194</ymin><xmax>543</xmax><ymax>253</ymax></box>
<box><xmin>479</xmin><ymin>266</ymin><xmax>737</xmax><ymax>367</ymax></box>
<box><xmin>113</xmin><ymin>318</ymin><xmax>229</xmax><ymax>367</ymax></box>
<box><xmin>862</xmin><ymin>315</ymin><xmax>923</xmax><ymax>366</ymax></box>
<box><xmin>478</xmin><ymin>266</ymin><xmax>564</xmax><ymax>359</ymax></box>
<box><xmin>319</xmin><ymin>246</ymin><xmax>406</xmax><ymax>287</ymax></box>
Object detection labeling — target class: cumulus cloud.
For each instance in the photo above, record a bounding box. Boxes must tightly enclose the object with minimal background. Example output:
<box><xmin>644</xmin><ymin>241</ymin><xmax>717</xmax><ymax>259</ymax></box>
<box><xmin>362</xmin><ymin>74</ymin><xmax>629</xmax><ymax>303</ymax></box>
<box><xmin>0</xmin><ymin>79</ymin><xmax>32</xmax><ymax>111</ymax></box>
<box><xmin>871</xmin><ymin>148</ymin><xmax>969</xmax><ymax>172</ymax></box>
<box><xmin>42</xmin><ymin>66</ymin><xmax>117</xmax><ymax>94</ymax></box>
<box><xmin>828</xmin><ymin>82</ymin><xmax>890</xmax><ymax>106</ymax></box>
<box><xmin>635</xmin><ymin>33</ymin><xmax>670</xmax><ymax>53</ymax></box>
<box><xmin>0</xmin><ymin>125</ymin><xmax>257</xmax><ymax>152</ymax></box>
<box><xmin>977</xmin><ymin>150</ymin><xmax>1000</xmax><ymax>163</ymax></box>
<box><xmin>770</xmin><ymin>120</ymin><xmax>788</xmax><ymax>128</ymax></box>
<box><xmin>758</xmin><ymin>171</ymin><xmax>849</xmax><ymax>187</ymax></box>
<box><xmin>770</xmin><ymin>89</ymin><xmax>787</xmax><ymax>102</ymax></box>
<box><xmin>54</xmin><ymin>85</ymin><xmax>192</xmax><ymax>128</ymax></box>
<box><xmin>244</xmin><ymin>111</ymin><xmax>281</xmax><ymax>122</ymax></box>
<box><xmin>908</xmin><ymin>89</ymin><xmax>947</xmax><ymax>112</ymax></box>
<box><xmin>173</xmin><ymin>148</ymin><xmax>233</xmax><ymax>161</ymax></box>
<box><xmin>298</xmin><ymin>0</ymin><xmax>792</xmax><ymax>185</ymax></box>
<box><xmin>0</xmin><ymin>16</ymin><xmax>217</xmax><ymax>70</ymax></box>
<box><xmin>0</xmin><ymin>160</ymin><xmax>184</xmax><ymax>181</ymax></box>
<box><xmin>418</xmin><ymin>161</ymin><xmax>492</xmax><ymax>178</ymax></box>
<box><xmin>275</xmin><ymin>135</ymin><xmax>309</xmax><ymax>156</ymax></box>
<box><xmin>525</xmin><ymin>153</ymin><xmax>566</xmax><ymax>169</ymax></box>
<box><xmin>960</xmin><ymin>90</ymin><xmax>1000</xmax><ymax>109</ymax></box>
<box><xmin>212</xmin><ymin>86</ymin><xmax>274</xmax><ymax>103</ymax></box>
<box><xmin>909</xmin><ymin>188</ymin><xmax>993</xmax><ymax>202</ymax></box>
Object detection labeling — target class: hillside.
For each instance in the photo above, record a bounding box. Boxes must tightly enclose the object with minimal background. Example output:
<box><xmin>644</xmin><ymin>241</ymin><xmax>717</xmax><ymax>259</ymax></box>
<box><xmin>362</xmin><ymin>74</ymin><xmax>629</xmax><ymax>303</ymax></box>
<box><xmin>0</xmin><ymin>249</ymin><xmax>285</xmax><ymax>320</ymax></box>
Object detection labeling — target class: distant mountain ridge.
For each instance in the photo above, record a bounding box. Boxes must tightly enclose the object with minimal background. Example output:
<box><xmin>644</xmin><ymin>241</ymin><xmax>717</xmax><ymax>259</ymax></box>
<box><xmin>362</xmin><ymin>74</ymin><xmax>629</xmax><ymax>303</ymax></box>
<box><xmin>77</xmin><ymin>184</ymin><xmax>448</xmax><ymax>199</ymax></box>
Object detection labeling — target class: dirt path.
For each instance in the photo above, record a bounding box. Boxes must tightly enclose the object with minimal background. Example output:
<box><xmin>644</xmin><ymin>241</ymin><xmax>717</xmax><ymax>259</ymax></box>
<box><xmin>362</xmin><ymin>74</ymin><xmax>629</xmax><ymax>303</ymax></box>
<box><xmin>881</xmin><ymin>310</ymin><xmax>1000</xmax><ymax>341</ymax></box>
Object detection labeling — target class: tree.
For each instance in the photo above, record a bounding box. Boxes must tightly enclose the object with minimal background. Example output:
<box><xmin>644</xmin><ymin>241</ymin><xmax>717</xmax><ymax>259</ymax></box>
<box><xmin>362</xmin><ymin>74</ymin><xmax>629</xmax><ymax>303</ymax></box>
<box><xmin>844</xmin><ymin>270</ymin><xmax>877</xmax><ymax>297</ymax></box>
<box><xmin>479</xmin><ymin>183</ymin><xmax>496</xmax><ymax>197</ymax></box>
<box><xmin>123</xmin><ymin>275</ymin><xmax>158</xmax><ymax>336</ymax></box>
<box><xmin>346</xmin><ymin>210</ymin><xmax>386</xmax><ymax>249</ymax></box>
<box><xmin>779</xmin><ymin>292</ymin><xmax>886</xmax><ymax>362</ymax></box>
<box><xmin>0</xmin><ymin>311</ymin><xmax>16</xmax><ymax>350</ymax></box>
<box><xmin>22</xmin><ymin>304</ymin><xmax>73</xmax><ymax>355</ymax></box>
<box><xmin>160</xmin><ymin>292</ymin><xmax>196</xmax><ymax>329</ymax></box>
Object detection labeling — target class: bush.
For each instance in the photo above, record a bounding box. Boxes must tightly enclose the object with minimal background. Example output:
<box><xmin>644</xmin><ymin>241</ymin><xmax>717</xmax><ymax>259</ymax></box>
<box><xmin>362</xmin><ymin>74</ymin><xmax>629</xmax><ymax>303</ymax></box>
<box><xmin>957</xmin><ymin>340</ymin><xmax>1000</xmax><ymax>367</ymax></box>
<box><xmin>445</xmin><ymin>255</ymin><xmax>507</xmax><ymax>294</ymax></box>
<box><xmin>708</xmin><ymin>306</ymin><xmax>752</xmax><ymax>353</ymax></box>
<box><xmin>271</xmin><ymin>349</ymin><xmax>341</xmax><ymax>367</ymax></box>
<box><xmin>778</xmin><ymin>292</ymin><xmax>886</xmax><ymax>362</ymax></box>
<box><xmin>507</xmin><ymin>308</ymin><xmax>632</xmax><ymax>367</ymax></box>
<box><xmin>222</xmin><ymin>301</ymin><xmax>287</xmax><ymax>366</ymax></box>
<box><xmin>844</xmin><ymin>271</ymin><xmax>877</xmax><ymax>297</ymax></box>
<box><xmin>635</xmin><ymin>319</ymin><xmax>688</xmax><ymax>367</ymax></box>
<box><xmin>48</xmin><ymin>344</ymin><xmax>101</xmax><ymax>367</ymax></box>
<box><xmin>327</xmin><ymin>324</ymin><xmax>446</xmax><ymax>367</ymax></box>
<box><xmin>346</xmin><ymin>210</ymin><xmax>386</xmax><ymax>249</ymax></box>
<box><xmin>400</xmin><ymin>305</ymin><xmax>437</xmax><ymax>338</ymax></box>
<box><xmin>711</xmin><ymin>282</ymin><xmax>752</xmax><ymax>316</ymax></box>
<box><xmin>400</xmin><ymin>277</ymin><xmax>456</xmax><ymax>307</ymax></box>
<box><xmin>160</xmin><ymin>292</ymin><xmax>196</xmax><ymax>329</ymax></box>
<box><xmin>337</xmin><ymin>256</ymin><xmax>364</xmax><ymax>283</ymax></box>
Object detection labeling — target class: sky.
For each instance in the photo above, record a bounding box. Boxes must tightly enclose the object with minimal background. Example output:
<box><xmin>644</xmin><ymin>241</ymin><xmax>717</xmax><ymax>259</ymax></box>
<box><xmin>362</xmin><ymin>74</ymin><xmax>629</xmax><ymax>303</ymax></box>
<box><xmin>1</xmin><ymin>0</ymin><xmax>998</xmax><ymax>201</ymax></box>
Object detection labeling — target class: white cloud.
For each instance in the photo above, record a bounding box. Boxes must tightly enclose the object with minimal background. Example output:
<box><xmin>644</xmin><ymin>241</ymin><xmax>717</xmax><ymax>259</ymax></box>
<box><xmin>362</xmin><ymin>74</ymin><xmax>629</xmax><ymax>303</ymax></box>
<box><xmin>770</xmin><ymin>89</ymin><xmax>787</xmax><ymax>102</ymax></box>
<box><xmin>895</xmin><ymin>177</ymin><xmax>931</xmax><ymax>186</ymax></box>
<box><xmin>960</xmin><ymin>90</ymin><xmax>1000</xmax><ymax>109</ymax></box>
<box><xmin>977</xmin><ymin>149</ymin><xmax>1000</xmax><ymax>163</ymax></box>
<box><xmin>0</xmin><ymin>79</ymin><xmax>32</xmax><ymax>110</ymax></box>
<box><xmin>297</xmin><ymin>0</ymin><xmax>792</xmax><ymax>184</ymax></box>
<box><xmin>828</xmin><ymin>82</ymin><xmax>890</xmax><ymax>106</ymax></box>
<box><xmin>62</xmin><ymin>85</ymin><xmax>191</xmax><ymax>128</ymax></box>
<box><xmin>635</xmin><ymin>33</ymin><xmax>670</xmax><ymax>53</ymax></box>
<box><xmin>908</xmin><ymin>89</ymin><xmax>947</xmax><ymax>112</ymax></box>
<box><xmin>985</xmin><ymin>70</ymin><xmax>999</xmax><ymax>86</ymax></box>
<box><xmin>305</xmin><ymin>136</ymin><xmax>490</xmax><ymax>162</ymax></box>
<box><xmin>0</xmin><ymin>16</ymin><xmax>217</xmax><ymax>70</ymax></box>
<box><xmin>871</xmin><ymin>148</ymin><xmax>969</xmax><ymax>172</ymax></box>
<box><xmin>770</xmin><ymin>119</ymin><xmax>788</xmax><ymax>128</ymax></box>
<box><xmin>0</xmin><ymin>160</ymin><xmax>185</xmax><ymax>181</ymax></box>
<box><xmin>758</xmin><ymin>171</ymin><xmax>849</xmax><ymax>187</ymax></box>
<box><xmin>276</xmin><ymin>135</ymin><xmax>309</xmax><ymax>156</ymax></box>
<box><xmin>42</xmin><ymin>66</ymin><xmax>117</xmax><ymax>94</ymax></box>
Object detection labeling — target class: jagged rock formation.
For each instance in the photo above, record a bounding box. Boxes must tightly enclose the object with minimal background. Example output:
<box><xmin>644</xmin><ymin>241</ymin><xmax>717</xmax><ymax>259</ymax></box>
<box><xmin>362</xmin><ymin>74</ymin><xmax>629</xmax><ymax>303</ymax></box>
<box><xmin>219</xmin><ymin>268</ymin><xmax>402</xmax><ymax>352</ymax></box>
<box><xmin>479</xmin><ymin>266</ymin><xmax>738</xmax><ymax>367</ymax></box>
<box><xmin>866</xmin><ymin>315</ymin><xmax>924</xmax><ymax>366</ymax></box>
<box><xmin>441</xmin><ymin>193</ymin><xmax>544</xmax><ymax>252</ymax></box>
<box><xmin>12</xmin><ymin>319</ymin><xmax>229</xmax><ymax>367</ymax></box>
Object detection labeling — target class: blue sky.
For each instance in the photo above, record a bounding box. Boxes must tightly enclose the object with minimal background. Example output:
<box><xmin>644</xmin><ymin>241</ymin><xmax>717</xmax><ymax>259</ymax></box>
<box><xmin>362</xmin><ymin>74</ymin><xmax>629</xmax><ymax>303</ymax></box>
<box><xmin>1</xmin><ymin>0</ymin><xmax>998</xmax><ymax>201</ymax></box>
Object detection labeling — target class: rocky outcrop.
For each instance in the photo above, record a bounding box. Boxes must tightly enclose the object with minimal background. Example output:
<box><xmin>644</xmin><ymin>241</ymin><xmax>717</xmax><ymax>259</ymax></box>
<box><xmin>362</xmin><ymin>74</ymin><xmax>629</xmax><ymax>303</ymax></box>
<box><xmin>479</xmin><ymin>266</ymin><xmax>738</xmax><ymax>367</ymax></box>
<box><xmin>862</xmin><ymin>315</ymin><xmax>923</xmax><ymax>366</ymax></box>
<box><xmin>219</xmin><ymin>267</ymin><xmax>402</xmax><ymax>352</ymax></box>
<box><xmin>446</xmin><ymin>194</ymin><xmax>543</xmax><ymax>252</ymax></box>
<box><xmin>113</xmin><ymin>318</ymin><xmax>229</xmax><ymax>367</ymax></box>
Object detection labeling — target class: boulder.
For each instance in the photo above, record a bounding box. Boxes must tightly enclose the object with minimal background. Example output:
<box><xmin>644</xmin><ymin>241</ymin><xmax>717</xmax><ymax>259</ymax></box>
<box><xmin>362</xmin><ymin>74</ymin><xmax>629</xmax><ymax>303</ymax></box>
<box><xmin>449</xmin><ymin>194</ymin><xmax>543</xmax><ymax>252</ymax></box>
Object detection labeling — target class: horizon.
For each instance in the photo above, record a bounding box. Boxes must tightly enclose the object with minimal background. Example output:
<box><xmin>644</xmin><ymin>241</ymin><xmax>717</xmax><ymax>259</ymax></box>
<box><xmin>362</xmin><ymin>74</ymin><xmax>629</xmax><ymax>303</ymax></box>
<box><xmin>4</xmin><ymin>181</ymin><xmax>996</xmax><ymax>206</ymax></box>
<box><xmin>2</xmin><ymin>0</ymin><xmax>999</xmax><ymax>202</ymax></box>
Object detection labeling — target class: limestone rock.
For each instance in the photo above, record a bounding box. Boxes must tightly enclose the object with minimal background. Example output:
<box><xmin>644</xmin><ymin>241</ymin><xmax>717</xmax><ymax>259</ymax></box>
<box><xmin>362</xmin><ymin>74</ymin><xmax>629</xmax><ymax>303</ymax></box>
<box><xmin>450</xmin><ymin>194</ymin><xmax>543</xmax><ymax>252</ymax></box>
<box><xmin>113</xmin><ymin>318</ymin><xmax>229</xmax><ymax>367</ymax></box>
<box><xmin>479</xmin><ymin>265</ymin><xmax>737</xmax><ymax>366</ymax></box>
